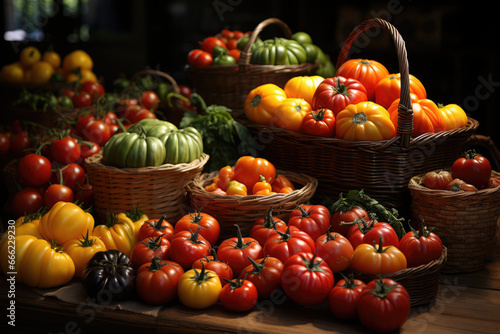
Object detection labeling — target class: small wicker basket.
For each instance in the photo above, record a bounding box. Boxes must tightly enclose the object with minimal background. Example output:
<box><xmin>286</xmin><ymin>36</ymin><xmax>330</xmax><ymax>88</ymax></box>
<box><xmin>185</xmin><ymin>17</ymin><xmax>319</xmax><ymax>116</ymax></box>
<box><xmin>186</xmin><ymin>169</ymin><xmax>318</xmax><ymax>241</ymax></box>
<box><xmin>85</xmin><ymin>153</ymin><xmax>209</xmax><ymax>224</ymax></box>
<box><xmin>351</xmin><ymin>247</ymin><xmax>447</xmax><ymax>307</ymax></box>
<box><xmin>408</xmin><ymin>171</ymin><xmax>500</xmax><ymax>273</ymax></box>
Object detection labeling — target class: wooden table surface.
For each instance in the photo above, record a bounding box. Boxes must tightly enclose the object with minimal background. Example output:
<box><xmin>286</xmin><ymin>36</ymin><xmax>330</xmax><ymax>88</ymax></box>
<box><xmin>1</xmin><ymin>246</ymin><xmax>499</xmax><ymax>334</ymax></box>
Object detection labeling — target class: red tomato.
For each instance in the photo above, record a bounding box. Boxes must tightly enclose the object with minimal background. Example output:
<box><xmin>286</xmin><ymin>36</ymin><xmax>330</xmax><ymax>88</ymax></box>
<box><xmin>312</xmin><ymin>76</ymin><xmax>368</xmax><ymax>116</ymax></box>
<box><xmin>217</xmin><ymin>225</ymin><xmax>263</xmax><ymax>278</ymax></box>
<box><xmin>315</xmin><ymin>231</ymin><xmax>354</xmax><ymax>273</ymax></box>
<box><xmin>288</xmin><ymin>204</ymin><xmax>331</xmax><ymax>241</ymax></box>
<box><xmin>16</xmin><ymin>153</ymin><xmax>52</xmax><ymax>187</ymax></box>
<box><xmin>140</xmin><ymin>90</ymin><xmax>160</xmax><ymax>111</ymax></box>
<box><xmin>169</xmin><ymin>228</ymin><xmax>211</xmax><ymax>270</ymax></box>
<box><xmin>115</xmin><ymin>98</ymin><xmax>138</xmax><ymax>117</ymax></box>
<box><xmin>130</xmin><ymin>235</ymin><xmax>171</xmax><ymax>269</ymax></box>
<box><xmin>347</xmin><ymin>220</ymin><xmax>400</xmax><ymax>249</ymax></box>
<box><xmin>226</xmin><ymin>38</ymin><xmax>238</xmax><ymax>50</ymax></box>
<box><xmin>330</xmin><ymin>206</ymin><xmax>370</xmax><ymax>237</ymax></box>
<box><xmin>487</xmin><ymin>177</ymin><xmax>500</xmax><ymax>188</ymax></box>
<box><xmin>281</xmin><ymin>252</ymin><xmax>334</xmax><ymax>306</ymax></box>
<box><xmin>44</xmin><ymin>184</ymin><xmax>74</xmax><ymax>209</ymax></box>
<box><xmin>126</xmin><ymin>107</ymin><xmax>157</xmax><ymax>124</ymax></box>
<box><xmin>301</xmin><ymin>108</ymin><xmax>336</xmax><ymax>137</ymax></box>
<box><xmin>219</xmin><ymin>278</ymin><xmax>258</xmax><ymax>312</ymax></box>
<box><xmin>192</xmin><ymin>254</ymin><xmax>233</xmax><ymax>286</ymax></box>
<box><xmin>228</xmin><ymin>48</ymin><xmax>241</xmax><ymax>63</ymax></box>
<box><xmin>51</xmin><ymin>163</ymin><xmax>86</xmax><ymax>191</ymax></box>
<box><xmin>136</xmin><ymin>257</ymin><xmax>184</xmax><ymax>305</ymax></box>
<box><xmin>81</xmin><ymin>120</ymin><xmax>111</xmax><ymax>146</ymax></box>
<box><xmin>328</xmin><ymin>275</ymin><xmax>366</xmax><ymax>319</ymax></box>
<box><xmin>62</xmin><ymin>89</ymin><xmax>76</xmax><ymax>99</ymax></box>
<box><xmin>9</xmin><ymin>133</ymin><xmax>30</xmax><ymax>157</ymax></box>
<box><xmin>357</xmin><ymin>278</ymin><xmax>411</xmax><ymax>332</ymax></box>
<box><xmin>0</xmin><ymin>132</ymin><xmax>10</xmax><ymax>156</ymax></box>
<box><xmin>78</xmin><ymin>141</ymin><xmax>101</xmax><ymax>164</ymax></box>
<box><xmin>199</xmin><ymin>36</ymin><xmax>227</xmax><ymax>53</ymax></box>
<box><xmin>192</xmin><ymin>51</ymin><xmax>213</xmax><ymax>67</ymax></box>
<box><xmin>451</xmin><ymin>151</ymin><xmax>492</xmax><ymax>189</ymax></box>
<box><xmin>243</xmin><ymin>256</ymin><xmax>283</xmax><ymax>299</ymax></box>
<box><xmin>263</xmin><ymin>226</ymin><xmax>315</xmax><ymax>264</ymax></box>
<box><xmin>11</xmin><ymin>187</ymin><xmax>44</xmax><ymax>218</ymax></box>
<box><xmin>249</xmin><ymin>208</ymin><xmax>287</xmax><ymax>247</ymax></box>
<box><xmin>446</xmin><ymin>178</ymin><xmax>477</xmax><ymax>192</ymax></box>
<box><xmin>187</xmin><ymin>49</ymin><xmax>204</xmax><ymax>65</ymax></box>
<box><xmin>398</xmin><ymin>221</ymin><xmax>443</xmax><ymax>267</ymax></box>
<box><xmin>174</xmin><ymin>211</ymin><xmax>220</xmax><ymax>246</ymax></box>
<box><xmin>74</xmin><ymin>183</ymin><xmax>93</xmax><ymax>210</ymax></box>
<box><xmin>50</xmin><ymin>137</ymin><xmax>81</xmax><ymax>164</ymax></box>
<box><xmin>76</xmin><ymin>115</ymin><xmax>96</xmax><ymax>135</ymax></box>
<box><xmin>423</xmin><ymin>170</ymin><xmax>453</xmax><ymax>190</ymax></box>
<box><xmin>72</xmin><ymin>92</ymin><xmax>93</xmax><ymax>108</ymax></box>
<box><xmin>79</xmin><ymin>81</ymin><xmax>105</xmax><ymax>97</ymax></box>
<box><xmin>138</xmin><ymin>215</ymin><xmax>174</xmax><ymax>242</ymax></box>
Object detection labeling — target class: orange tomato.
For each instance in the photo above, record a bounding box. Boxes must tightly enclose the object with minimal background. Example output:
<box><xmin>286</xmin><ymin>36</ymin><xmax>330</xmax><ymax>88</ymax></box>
<box><xmin>284</xmin><ymin>75</ymin><xmax>325</xmax><ymax>106</ymax></box>
<box><xmin>234</xmin><ymin>156</ymin><xmax>276</xmax><ymax>191</ymax></box>
<box><xmin>62</xmin><ymin>49</ymin><xmax>93</xmax><ymax>73</ymax></box>
<box><xmin>271</xmin><ymin>98</ymin><xmax>311</xmax><ymax>132</ymax></box>
<box><xmin>335</xmin><ymin>59</ymin><xmax>389</xmax><ymax>101</ymax></box>
<box><xmin>335</xmin><ymin>101</ymin><xmax>396</xmax><ymax>141</ymax></box>
<box><xmin>42</xmin><ymin>51</ymin><xmax>62</xmax><ymax>69</ymax></box>
<box><xmin>374</xmin><ymin>73</ymin><xmax>427</xmax><ymax>109</ymax></box>
<box><xmin>26</xmin><ymin>61</ymin><xmax>54</xmax><ymax>83</ymax></box>
<box><xmin>437</xmin><ymin>103</ymin><xmax>468</xmax><ymax>130</ymax></box>
<box><xmin>244</xmin><ymin>84</ymin><xmax>287</xmax><ymax>125</ymax></box>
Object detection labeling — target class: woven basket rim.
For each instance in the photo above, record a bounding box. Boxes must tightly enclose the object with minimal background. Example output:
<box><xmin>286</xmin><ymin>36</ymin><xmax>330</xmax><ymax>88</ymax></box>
<box><xmin>186</xmin><ymin>168</ymin><xmax>318</xmax><ymax>203</ymax></box>
<box><xmin>84</xmin><ymin>153</ymin><xmax>210</xmax><ymax>174</ymax></box>
<box><xmin>409</xmin><ymin>170</ymin><xmax>500</xmax><ymax>197</ymax></box>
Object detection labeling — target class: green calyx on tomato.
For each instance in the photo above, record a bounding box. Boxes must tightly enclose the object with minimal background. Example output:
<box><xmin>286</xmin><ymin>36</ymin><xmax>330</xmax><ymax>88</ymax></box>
<box><xmin>298</xmin><ymin>253</ymin><xmax>329</xmax><ymax>273</ymax></box>
<box><xmin>338</xmin><ymin>272</ymin><xmax>363</xmax><ymax>290</ymax></box>
<box><xmin>247</xmin><ymin>256</ymin><xmax>268</xmax><ymax>275</ymax></box>
<box><xmin>222</xmin><ymin>275</ymin><xmax>247</xmax><ymax>290</ymax></box>
<box><xmin>138</xmin><ymin>235</ymin><xmax>164</xmax><ymax>252</ymax></box>
<box><xmin>145</xmin><ymin>215</ymin><xmax>169</xmax><ymax>233</ymax></box>
<box><xmin>230</xmin><ymin>224</ymin><xmax>256</xmax><ymax>250</ymax></box>
<box><xmin>409</xmin><ymin>220</ymin><xmax>436</xmax><ymax>239</ymax></box>
<box><xmin>368</xmin><ymin>278</ymin><xmax>398</xmax><ymax>299</ymax></box>
<box><xmin>190</xmin><ymin>262</ymin><xmax>217</xmax><ymax>285</ymax></box>
<box><xmin>78</xmin><ymin>229</ymin><xmax>97</xmax><ymax>248</ymax></box>
<box><xmin>146</xmin><ymin>256</ymin><xmax>167</xmax><ymax>272</ymax></box>
<box><xmin>372</xmin><ymin>236</ymin><xmax>392</xmax><ymax>254</ymax></box>
<box><xmin>187</xmin><ymin>226</ymin><xmax>206</xmax><ymax>245</ymax></box>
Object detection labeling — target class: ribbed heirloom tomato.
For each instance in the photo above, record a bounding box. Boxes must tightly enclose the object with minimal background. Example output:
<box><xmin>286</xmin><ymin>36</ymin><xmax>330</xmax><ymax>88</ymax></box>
<box><xmin>244</xmin><ymin>84</ymin><xmax>287</xmax><ymax>125</ymax></box>
<box><xmin>283</xmin><ymin>75</ymin><xmax>325</xmax><ymax>106</ymax></box>
<box><xmin>347</xmin><ymin>220</ymin><xmax>400</xmax><ymax>249</ymax></box>
<box><xmin>271</xmin><ymin>98</ymin><xmax>311</xmax><ymax>132</ymax></box>
<box><xmin>175</xmin><ymin>211</ymin><xmax>220</xmax><ymax>246</ymax></box>
<box><xmin>169</xmin><ymin>228</ymin><xmax>211</xmax><ymax>270</ymax></box>
<box><xmin>423</xmin><ymin>170</ymin><xmax>453</xmax><ymax>190</ymax></box>
<box><xmin>288</xmin><ymin>204</ymin><xmax>331</xmax><ymax>241</ymax></box>
<box><xmin>312</xmin><ymin>76</ymin><xmax>367</xmax><ymax>116</ymax></box>
<box><xmin>330</xmin><ymin>206</ymin><xmax>370</xmax><ymax>237</ymax></box>
<box><xmin>130</xmin><ymin>235</ymin><xmax>171</xmax><ymax>269</ymax></box>
<box><xmin>249</xmin><ymin>208</ymin><xmax>287</xmax><ymax>247</ymax></box>
<box><xmin>301</xmin><ymin>108</ymin><xmax>336</xmax><ymax>137</ymax></box>
<box><xmin>192</xmin><ymin>253</ymin><xmax>233</xmax><ymax>286</ymax></box>
<box><xmin>399</xmin><ymin>221</ymin><xmax>443</xmax><ymax>267</ymax></box>
<box><xmin>374</xmin><ymin>73</ymin><xmax>427</xmax><ymax>109</ymax></box>
<box><xmin>138</xmin><ymin>215</ymin><xmax>174</xmax><ymax>242</ymax></box>
<box><xmin>219</xmin><ymin>277</ymin><xmax>258</xmax><ymax>312</ymax></box>
<box><xmin>263</xmin><ymin>226</ymin><xmax>315</xmax><ymax>264</ymax></box>
<box><xmin>350</xmin><ymin>237</ymin><xmax>407</xmax><ymax>274</ymax></box>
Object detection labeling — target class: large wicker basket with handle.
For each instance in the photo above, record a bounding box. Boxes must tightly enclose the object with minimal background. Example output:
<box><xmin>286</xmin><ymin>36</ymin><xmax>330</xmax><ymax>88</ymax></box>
<box><xmin>242</xmin><ymin>18</ymin><xmax>478</xmax><ymax>212</ymax></box>
<box><xmin>85</xmin><ymin>153</ymin><xmax>209</xmax><ymax>224</ymax></box>
<box><xmin>186</xmin><ymin>17</ymin><xmax>319</xmax><ymax>116</ymax></box>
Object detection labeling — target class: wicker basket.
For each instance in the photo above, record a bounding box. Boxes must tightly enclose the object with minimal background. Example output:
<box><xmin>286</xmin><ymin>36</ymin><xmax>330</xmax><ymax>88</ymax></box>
<box><xmin>351</xmin><ymin>247</ymin><xmax>447</xmax><ymax>307</ymax></box>
<box><xmin>408</xmin><ymin>171</ymin><xmax>500</xmax><ymax>274</ymax></box>
<box><xmin>185</xmin><ymin>17</ymin><xmax>319</xmax><ymax>117</ymax></box>
<box><xmin>186</xmin><ymin>169</ymin><xmax>318</xmax><ymax>241</ymax></box>
<box><xmin>241</xmin><ymin>18</ymin><xmax>478</xmax><ymax>213</ymax></box>
<box><xmin>85</xmin><ymin>153</ymin><xmax>209</xmax><ymax>224</ymax></box>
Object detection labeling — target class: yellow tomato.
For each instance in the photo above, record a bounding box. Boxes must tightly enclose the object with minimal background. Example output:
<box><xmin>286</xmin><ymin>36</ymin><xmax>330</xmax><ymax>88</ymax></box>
<box><xmin>18</xmin><ymin>238</ymin><xmax>75</xmax><ymax>288</ymax></box>
<box><xmin>26</xmin><ymin>61</ymin><xmax>54</xmax><ymax>83</ymax></box>
<box><xmin>284</xmin><ymin>75</ymin><xmax>324</xmax><ymax>106</ymax></box>
<box><xmin>0</xmin><ymin>214</ymin><xmax>44</xmax><ymax>251</ymax></box>
<box><xmin>20</xmin><ymin>46</ymin><xmax>41</xmax><ymax>68</ymax></box>
<box><xmin>63</xmin><ymin>230</ymin><xmax>107</xmax><ymax>278</ymax></box>
<box><xmin>65</xmin><ymin>68</ymin><xmax>97</xmax><ymax>84</ymax></box>
<box><xmin>116</xmin><ymin>211</ymin><xmax>149</xmax><ymax>242</ymax></box>
<box><xmin>42</xmin><ymin>51</ymin><xmax>61</xmax><ymax>69</ymax></box>
<box><xmin>39</xmin><ymin>201</ymin><xmax>95</xmax><ymax>245</ymax></box>
<box><xmin>437</xmin><ymin>103</ymin><xmax>468</xmax><ymax>130</ymax></box>
<box><xmin>62</xmin><ymin>49</ymin><xmax>93</xmax><ymax>73</ymax></box>
<box><xmin>0</xmin><ymin>235</ymin><xmax>37</xmax><ymax>275</ymax></box>
<box><xmin>244</xmin><ymin>84</ymin><xmax>287</xmax><ymax>125</ymax></box>
<box><xmin>271</xmin><ymin>98</ymin><xmax>311</xmax><ymax>132</ymax></box>
<box><xmin>350</xmin><ymin>239</ymin><xmax>407</xmax><ymax>274</ymax></box>
<box><xmin>177</xmin><ymin>267</ymin><xmax>222</xmax><ymax>309</ymax></box>
<box><xmin>0</xmin><ymin>62</ymin><xmax>24</xmax><ymax>82</ymax></box>
<box><xmin>92</xmin><ymin>216</ymin><xmax>135</xmax><ymax>257</ymax></box>
<box><xmin>336</xmin><ymin>101</ymin><xmax>396</xmax><ymax>141</ymax></box>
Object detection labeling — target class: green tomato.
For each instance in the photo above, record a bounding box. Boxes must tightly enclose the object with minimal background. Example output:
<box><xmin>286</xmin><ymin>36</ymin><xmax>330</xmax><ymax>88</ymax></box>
<box><xmin>250</xmin><ymin>38</ymin><xmax>307</xmax><ymax>65</ymax></box>
<box><xmin>212</xmin><ymin>45</ymin><xmax>228</xmax><ymax>57</ymax></box>
<box><xmin>128</xmin><ymin>118</ymin><xmax>177</xmax><ymax>135</ymax></box>
<box><xmin>292</xmin><ymin>31</ymin><xmax>313</xmax><ymax>45</ymax></box>
<box><xmin>213</xmin><ymin>54</ymin><xmax>236</xmax><ymax>65</ymax></box>
<box><xmin>159</xmin><ymin>127</ymin><xmax>203</xmax><ymax>164</ymax></box>
<box><xmin>302</xmin><ymin>43</ymin><xmax>319</xmax><ymax>63</ymax></box>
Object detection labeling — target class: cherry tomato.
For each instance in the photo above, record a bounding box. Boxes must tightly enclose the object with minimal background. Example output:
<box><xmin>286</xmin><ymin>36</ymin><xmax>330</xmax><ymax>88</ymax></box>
<box><xmin>328</xmin><ymin>274</ymin><xmax>366</xmax><ymax>319</ymax></box>
<box><xmin>138</xmin><ymin>215</ymin><xmax>174</xmax><ymax>242</ymax></box>
<box><xmin>72</xmin><ymin>92</ymin><xmax>93</xmax><ymax>108</ymax></box>
<box><xmin>62</xmin><ymin>89</ymin><xmax>76</xmax><ymax>99</ymax></box>
<box><xmin>11</xmin><ymin>187</ymin><xmax>44</xmax><ymax>218</ymax></box>
<box><xmin>76</xmin><ymin>115</ymin><xmax>96</xmax><ymax>135</ymax></box>
<box><xmin>243</xmin><ymin>256</ymin><xmax>284</xmax><ymax>299</ymax></box>
<box><xmin>74</xmin><ymin>183</ymin><xmax>93</xmax><ymax>210</ymax></box>
<box><xmin>140</xmin><ymin>90</ymin><xmax>160</xmax><ymax>111</ymax></box>
<box><xmin>81</xmin><ymin>120</ymin><xmax>111</xmax><ymax>146</ymax></box>
<box><xmin>9</xmin><ymin>133</ymin><xmax>30</xmax><ymax>157</ymax></box>
<box><xmin>0</xmin><ymin>132</ymin><xmax>10</xmax><ymax>156</ymax></box>
<box><xmin>451</xmin><ymin>151</ymin><xmax>492</xmax><ymax>189</ymax></box>
<box><xmin>288</xmin><ymin>204</ymin><xmax>331</xmax><ymax>241</ymax></box>
<box><xmin>219</xmin><ymin>277</ymin><xmax>258</xmax><ymax>312</ymax></box>
<box><xmin>130</xmin><ymin>235</ymin><xmax>171</xmax><ymax>269</ymax></box>
<box><xmin>192</xmin><ymin>253</ymin><xmax>233</xmax><ymax>287</ymax></box>
<box><xmin>78</xmin><ymin>141</ymin><xmax>101</xmax><ymax>164</ymax></box>
<box><xmin>50</xmin><ymin>137</ymin><xmax>81</xmax><ymax>165</ymax></box>
<box><xmin>216</xmin><ymin>225</ymin><xmax>263</xmax><ymax>278</ymax></box>
<box><xmin>51</xmin><ymin>163</ymin><xmax>86</xmax><ymax>191</ymax></box>
<box><xmin>44</xmin><ymin>184</ymin><xmax>74</xmax><ymax>209</ymax></box>
<box><xmin>16</xmin><ymin>153</ymin><xmax>53</xmax><ymax>187</ymax></box>
<box><xmin>174</xmin><ymin>211</ymin><xmax>220</xmax><ymax>246</ymax></box>
<box><xmin>79</xmin><ymin>81</ymin><xmax>105</xmax><ymax>98</ymax></box>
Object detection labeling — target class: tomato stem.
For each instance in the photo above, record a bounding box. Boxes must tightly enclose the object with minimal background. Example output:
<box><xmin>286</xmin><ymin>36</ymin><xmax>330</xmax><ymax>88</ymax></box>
<box><xmin>147</xmin><ymin>256</ymin><xmax>166</xmax><ymax>272</ymax></box>
<box><xmin>78</xmin><ymin>229</ymin><xmax>96</xmax><ymax>248</ymax></box>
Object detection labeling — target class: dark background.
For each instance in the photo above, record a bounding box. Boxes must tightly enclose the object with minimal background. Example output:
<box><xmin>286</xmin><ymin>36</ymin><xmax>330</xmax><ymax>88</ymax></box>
<box><xmin>1</xmin><ymin>0</ymin><xmax>498</xmax><ymax>144</ymax></box>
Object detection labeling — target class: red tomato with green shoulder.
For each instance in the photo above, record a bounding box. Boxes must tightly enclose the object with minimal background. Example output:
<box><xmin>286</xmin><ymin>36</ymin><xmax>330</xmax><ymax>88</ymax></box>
<box><xmin>451</xmin><ymin>151</ymin><xmax>492</xmax><ymax>189</ymax></box>
<box><xmin>217</xmin><ymin>225</ymin><xmax>263</xmax><ymax>278</ymax></box>
<box><xmin>398</xmin><ymin>221</ymin><xmax>443</xmax><ymax>267</ymax></box>
<box><xmin>192</xmin><ymin>253</ymin><xmax>233</xmax><ymax>286</ymax></box>
<box><xmin>169</xmin><ymin>228</ymin><xmax>211</xmax><ymax>270</ymax></box>
<box><xmin>288</xmin><ymin>204</ymin><xmax>331</xmax><ymax>241</ymax></box>
<box><xmin>243</xmin><ymin>256</ymin><xmax>283</xmax><ymax>299</ymax></box>
<box><xmin>315</xmin><ymin>230</ymin><xmax>354</xmax><ymax>273</ymax></box>
<box><xmin>357</xmin><ymin>278</ymin><xmax>411</xmax><ymax>332</ymax></box>
<box><xmin>219</xmin><ymin>277</ymin><xmax>258</xmax><ymax>312</ymax></box>
<box><xmin>330</xmin><ymin>206</ymin><xmax>370</xmax><ymax>237</ymax></box>
<box><xmin>175</xmin><ymin>211</ymin><xmax>220</xmax><ymax>246</ymax></box>
<box><xmin>281</xmin><ymin>252</ymin><xmax>334</xmax><ymax>306</ymax></box>
<box><xmin>263</xmin><ymin>226</ymin><xmax>315</xmax><ymax>264</ymax></box>
<box><xmin>328</xmin><ymin>274</ymin><xmax>366</xmax><ymax>319</ymax></box>
<box><xmin>347</xmin><ymin>220</ymin><xmax>399</xmax><ymax>249</ymax></box>
<box><xmin>136</xmin><ymin>257</ymin><xmax>184</xmax><ymax>305</ymax></box>
<box><xmin>130</xmin><ymin>235</ymin><xmax>171</xmax><ymax>269</ymax></box>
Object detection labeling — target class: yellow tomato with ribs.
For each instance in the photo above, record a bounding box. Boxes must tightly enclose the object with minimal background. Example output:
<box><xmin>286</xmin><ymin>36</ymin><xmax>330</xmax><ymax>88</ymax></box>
<box><xmin>244</xmin><ymin>84</ymin><xmax>287</xmax><ymax>125</ymax></box>
<box><xmin>63</xmin><ymin>230</ymin><xmax>107</xmax><ymax>278</ymax></box>
<box><xmin>336</xmin><ymin>101</ymin><xmax>395</xmax><ymax>141</ymax></box>
<box><xmin>271</xmin><ymin>98</ymin><xmax>311</xmax><ymax>132</ymax></box>
<box><xmin>284</xmin><ymin>75</ymin><xmax>324</xmax><ymax>106</ymax></box>
<box><xmin>437</xmin><ymin>103</ymin><xmax>468</xmax><ymax>130</ymax></box>
<box><xmin>93</xmin><ymin>213</ymin><xmax>136</xmax><ymax>257</ymax></box>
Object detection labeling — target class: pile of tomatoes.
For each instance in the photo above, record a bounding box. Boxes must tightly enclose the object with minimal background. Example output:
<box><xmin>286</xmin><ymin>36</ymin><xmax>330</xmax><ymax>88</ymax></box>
<box><xmin>423</xmin><ymin>151</ymin><xmax>498</xmax><ymax>191</ymax></box>
<box><xmin>187</xmin><ymin>29</ymin><xmax>251</xmax><ymax>67</ymax></box>
<box><xmin>245</xmin><ymin>58</ymin><xmax>469</xmax><ymax>141</ymax></box>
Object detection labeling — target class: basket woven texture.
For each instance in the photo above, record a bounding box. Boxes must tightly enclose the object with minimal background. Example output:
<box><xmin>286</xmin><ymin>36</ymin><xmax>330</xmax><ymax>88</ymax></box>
<box><xmin>242</xmin><ymin>18</ymin><xmax>478</xmax><ymax>211</ymax></box>
<box><xmin>186</xmin><ymin>17</ymin><xmax>318</xmax><ymax>116</ymax></box>
<box><xmin>351</xmin><ymin>247</ymin><xmax>447</xmax><ymax>307</ymax></box>
<box><xmin>409</xmin><ymin>171</ymin><xmax>500</xmax><ymax>274</ymax></box>
<box><xmin>85</xmin><ymin>153</ymin><xmax>209</xmax><ymax>224</ymax></box>
<box><xmin>186</xmin><ymin>169</ymin><xmax>318</xmax><ymax>241</ymax></box>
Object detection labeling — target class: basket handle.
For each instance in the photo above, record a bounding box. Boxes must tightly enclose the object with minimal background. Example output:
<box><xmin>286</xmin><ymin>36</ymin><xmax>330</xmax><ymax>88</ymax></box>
<box><xmin>131</xmin><ymin>70</ymin><xmax>181</xmax><ymax>94</ymax></box>
<box><xmin>238</xmin><ymin>17</ymin><xmax>293</xmax><ymax>69</ymax></box>
<box><xmin>336</xmin><ymin>18</ymin><xmax>413</xmax><ymax>148</ymax></box>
